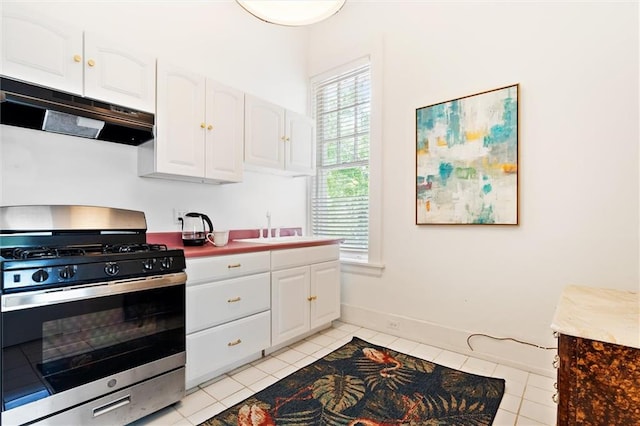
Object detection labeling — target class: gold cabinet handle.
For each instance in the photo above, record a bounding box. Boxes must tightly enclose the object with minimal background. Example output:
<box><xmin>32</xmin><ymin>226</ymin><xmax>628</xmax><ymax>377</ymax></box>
<box><xmin>73</xmin><ymin>54</ymin><xmax>82</xmax><ymax>63</ymax></box>
<box><xmin>307</xmin><ymin>295</ymin><xmax>317</xmax><ymax>301</ymax></box>
<box><xmin>552</xmin><ymin>355</ymin><xmax>560</xmax><ymax>369</ymax></box>
<box><xmin>228</xmin><ymin>339</ymin><xmax>242</xmax><ymax>347</ymax></box>
<box><xmin>200</xmin><ymin>123</ymin><xmax>206</xmax><ymax>129</ymax></box>
<box><xmin>207</xmin><ymin>124</ymin><xmax>213</xmax><ymax>130</ymax></box>
<box><xmin>227</xmin><ymin>297</ymin><xmax>241</xmax><ymax>303</ymax></box>
<box><xmin>285</xmin><ymin>137</ymin><xmax>290</xmax><ymax>141</ymax></box>
<box><xmin>227</xmin><ymin>263</ymin><xmax>241</xmax><ymax>269</ymax></box>
<box><xmin>280</xmin><ymin>136</ymin><xmax>286</xmax><ymax>141</ymax></box>
<box><xmin>87</xmin><ymin>59</ymin><xmax>96</xmax><ymax>67</ymax></box>
<box><xmin>552</xmin><ymin>392</ymin><xmax>559</xmax><ymax>404</ymax></box>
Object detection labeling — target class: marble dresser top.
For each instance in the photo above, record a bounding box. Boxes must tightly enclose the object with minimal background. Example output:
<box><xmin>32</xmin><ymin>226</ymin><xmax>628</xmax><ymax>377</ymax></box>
<box><xmin>551</xmin><ymin>285</ymin><xmax>640</xmax><ymax>349</ymax></box>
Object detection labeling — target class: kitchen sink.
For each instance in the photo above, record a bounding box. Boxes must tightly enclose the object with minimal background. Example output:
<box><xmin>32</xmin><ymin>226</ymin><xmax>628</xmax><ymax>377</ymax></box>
<box><xmin>233</xmin><ymin>236</ymin><xmax>338</xmax><ymax>244</ymax></box>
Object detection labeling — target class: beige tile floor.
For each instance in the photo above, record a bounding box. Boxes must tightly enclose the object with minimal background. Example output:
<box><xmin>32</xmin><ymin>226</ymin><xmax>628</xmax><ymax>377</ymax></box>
<box><xmin>133</xmin><ymin>321</ymin><xmax>557</xmax><ymax>426</ymax></box>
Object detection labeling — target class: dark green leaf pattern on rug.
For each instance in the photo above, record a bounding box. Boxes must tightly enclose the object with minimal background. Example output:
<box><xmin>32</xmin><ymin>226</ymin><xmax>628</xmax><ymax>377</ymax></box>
<box><xmin>312</xmin><ymin>374</ymin><xmax>365</xmax><ymax>412</ymax></box>
<box><xmin>200</xmin><ymin>337</ymin><xmax>505</xmax><ymax>426</ymax></box>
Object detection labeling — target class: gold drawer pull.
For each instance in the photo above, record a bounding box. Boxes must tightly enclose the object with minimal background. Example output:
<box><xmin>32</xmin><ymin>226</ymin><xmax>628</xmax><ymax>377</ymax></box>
<box><xmin>227</xmin><ymin>263</ymin><xmax>241</xmax><ymax>269</ymax></box>
<box><xmin>73</xmin><ymin>54</ymin><xmax>82</xmax><ymax>63</ymax></box>
<box><xmin>87</xmin><ymin>59</ymin><xmax>95</xmax><ymax>67</ymax></box>
<box><xmin>307</xmin><ymin>295</ymin><xmax>317</xmax><ymax>301</ymax></box>
<box><xmin>228</xmin><ymin>339</ymin><xmax>242</xmax><ymax>347</ymax></box>
<box><xmin>227</xmin><ymin>297</ymin><xmax>241</xmax><ymax>303</ymax></box>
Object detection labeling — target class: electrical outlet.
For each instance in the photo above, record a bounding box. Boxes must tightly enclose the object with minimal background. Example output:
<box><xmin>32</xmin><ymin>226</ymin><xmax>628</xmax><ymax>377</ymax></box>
<box><xmin>386</xmin><ymin>320</ymin><xmax>400</xmax><ymax>331</ymax></box>
<box><xmin>173</xmin><ymin>208</ymin><xmax>187</xmax><ymax>224</ymax></box>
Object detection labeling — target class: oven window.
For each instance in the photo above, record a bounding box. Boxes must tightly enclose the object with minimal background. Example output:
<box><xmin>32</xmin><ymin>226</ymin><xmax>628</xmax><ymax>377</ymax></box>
<box><xmin>2</xmin><ymin>285</ymin><xmax>185</xmax><ymax>411</ymax></box>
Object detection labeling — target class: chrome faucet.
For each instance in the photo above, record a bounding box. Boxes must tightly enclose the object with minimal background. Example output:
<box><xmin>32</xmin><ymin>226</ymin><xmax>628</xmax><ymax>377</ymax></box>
<box><xmin>266</xmin><ymin>211</ymin><xmax>271</xmax><ymax>239</ymax></box>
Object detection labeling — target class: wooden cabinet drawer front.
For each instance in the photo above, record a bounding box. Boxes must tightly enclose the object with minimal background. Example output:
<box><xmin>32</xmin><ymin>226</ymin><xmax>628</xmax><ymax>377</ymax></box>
<box><xmin>186</xmin><ymin>251</ymin><xmax>270</xmax><ymax>284</ymax></box>
<box><xmin>187</xmin><ymin>272</ymin><xmax>269</xmax><ymax>333</ymax></box>
<box><xmin>186</xmin><ymin>311</ymin><xmax>270</xmax><ymax>387</ymax></box>
<box><xmin>271</xmin><ymin>244</ymin><xmax>339</xmax><ymax>270</ymax></box>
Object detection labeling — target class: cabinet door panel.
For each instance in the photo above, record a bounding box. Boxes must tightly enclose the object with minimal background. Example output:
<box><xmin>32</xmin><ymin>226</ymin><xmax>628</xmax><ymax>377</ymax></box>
<box><xmin>1</xmin><ymin>5</ymin><xmax>83</xmax><ymax>94</ymax></box>
<box><xmin>285</xmin><ymin>110</ymin><xmax>315</xmax><ymax>174</ymax></box>
<box><xmin>205</xmin><ymin>80</ymin><xmax>244</xmax><ymax>182</ymax></box>
<box><xmin>310</xmin><ymin>261</ymin><xmax>341</xmax><ymax>328</ymax></box>
<box><xmin>244</xmin><ymin>95</ymin><xmax>285</xmax><ymax>169</ymax></box>
<box><xmin>156</xmin><ymin>62</ymin><xmax>206</xmax><ymax>177</ymax></box>
<box><xmin>186</xmin><ymin>273</ymin><xmax>270</xmax><ymax>333</ymax></box>
<box><xmin>83</xmin><ymin>33</ymin><xmax>156</xmax><ymax>112</ymax></box>
<box><xmin>271</xmin><ymin>266</ymin><xmax>310</xmax><ymax>346</ymax></box>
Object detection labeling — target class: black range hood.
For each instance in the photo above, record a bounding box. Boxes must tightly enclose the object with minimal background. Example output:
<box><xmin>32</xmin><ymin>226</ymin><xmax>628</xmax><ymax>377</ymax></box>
<box><xmin>0</xmin><ymin>77</ymin><xmax>154</xmax><ymax>146</ymax></box>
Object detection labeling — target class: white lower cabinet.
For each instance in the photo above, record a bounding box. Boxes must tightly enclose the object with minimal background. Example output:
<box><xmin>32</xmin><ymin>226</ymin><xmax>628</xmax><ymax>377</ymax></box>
<box><xmin>184</xmin><ymin>244</ymin><xmax>341</xmax><ymax>389</ymax></box>
<box><xmin>186</xmin><ymin>311</ymin><xmax>270</xmax><ymax>389</ymax></box>
<box><xmin>271</xmin><ymin>266</ymin><xmax>311</xmax><ymax>344</ymax></box>
<box><xmin>271</xmin><ymin>245</ymin><xmax>341</xmax><ymax>347</ymax></box>
<box><xmin>185</xmin><ymin>252</ymin><xmax>271</xmax><ymax>389</ymax></box>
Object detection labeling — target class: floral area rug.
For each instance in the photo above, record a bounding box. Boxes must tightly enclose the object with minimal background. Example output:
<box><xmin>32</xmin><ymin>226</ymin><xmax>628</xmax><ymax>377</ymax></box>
<box><xmin>199</xmin><ymin>337</ymin><xmax>505</xmax><ymax>425</ymax></box>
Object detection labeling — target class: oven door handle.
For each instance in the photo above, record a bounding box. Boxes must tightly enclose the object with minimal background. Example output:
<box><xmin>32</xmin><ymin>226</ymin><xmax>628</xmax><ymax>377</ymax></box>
<box><xmin>1</xmin><ymin>272</ymin><xmax>186</xmax><ymax>312</ymax></box>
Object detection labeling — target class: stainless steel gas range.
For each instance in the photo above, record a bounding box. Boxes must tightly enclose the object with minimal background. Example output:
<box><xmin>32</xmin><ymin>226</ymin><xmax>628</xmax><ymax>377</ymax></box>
<box><xmin>0</xmin><ymin>205</ymin><xmax>187</xmax><ymax>425</ymax></box>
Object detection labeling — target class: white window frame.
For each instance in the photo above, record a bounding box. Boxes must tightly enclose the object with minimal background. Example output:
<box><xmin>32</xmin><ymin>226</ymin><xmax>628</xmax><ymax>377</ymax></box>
<box><xmin>308</xmin><ymin>39</ymin><xmax>384</xmax><ymax>276</ymax></box>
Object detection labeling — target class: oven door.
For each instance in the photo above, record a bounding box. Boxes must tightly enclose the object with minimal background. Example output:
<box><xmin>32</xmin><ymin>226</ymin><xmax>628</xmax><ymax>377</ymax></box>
<box><xmin>1</xmin><ymin>273</ymin><xmax>186</xmax><ymax>424</ymax></box>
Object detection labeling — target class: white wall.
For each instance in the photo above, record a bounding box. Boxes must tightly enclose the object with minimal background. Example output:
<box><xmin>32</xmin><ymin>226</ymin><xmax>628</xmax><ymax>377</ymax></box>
<box><xmin>0</xmin><ymin>0</ymin><xmax>311</xmax><ymax>232</ymax></box>
<box><xmin>1</xmin><ymin>0</ymin><xmax>638</xmax><ymax>375</ymax></box>
<box><xmin>308</xmin><ymin>1</ymin><xmax>639</xmax><ymax>374</ymax></box>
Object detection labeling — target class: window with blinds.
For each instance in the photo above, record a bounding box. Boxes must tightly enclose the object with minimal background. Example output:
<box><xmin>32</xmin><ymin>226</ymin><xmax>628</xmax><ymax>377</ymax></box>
<box><xmin>312</xmin><ymin>63</ymin><xmax>371</xmax><ymax>255</ymax></box>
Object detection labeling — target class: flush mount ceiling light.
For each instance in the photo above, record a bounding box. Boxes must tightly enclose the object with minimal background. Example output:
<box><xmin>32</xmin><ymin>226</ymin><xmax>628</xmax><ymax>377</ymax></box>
<box><xmin>236</xmin><ymin>0</ymin><xmax>346</xmax><ymax>26</ymax></box>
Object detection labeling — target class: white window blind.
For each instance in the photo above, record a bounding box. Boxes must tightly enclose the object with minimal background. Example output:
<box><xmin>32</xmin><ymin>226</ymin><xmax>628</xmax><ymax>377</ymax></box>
<box><xmin>312</xmin><ymin>63</ymin><xmax>371</xmax><ymax>254</ymax></box>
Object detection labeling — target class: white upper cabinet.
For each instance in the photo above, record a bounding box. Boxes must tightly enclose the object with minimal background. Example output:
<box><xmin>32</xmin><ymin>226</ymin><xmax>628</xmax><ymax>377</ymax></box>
<box><xmin>1</xmin><ymin>6</ymin><xmax>83</xmax><ymax>95</ymax></box>
<box><xmin>204</xmin><ymin>80</ymin><xmax>245</xmax><ymax>182</ymax></box>
<box><xmin>285</xmin><ymin>110</ymin><xmax>316</xmax><ymax>174</ymax></box>
<box><xmin>244</xmin><ymin>94</ymin><xmax>315</xmax><ymax>176</ymax></box>
<box><xmin>154</xmin><ymin>63</ymin><xmax>206</xmax><ymax>178</ymax></box>
<box><xmin>138</xmin><ymin>61</ymin><xmax>244</xmax><ymax>184</ymax></box>
<box><xmin>83</xmin><ymin>33</ymin><xmax>156</xmax><ymax>112</ymax></box>
<box><xmin>1</xmin><ymin>4</ymin><xmax>155</xmax><ymax>112</ymax></box>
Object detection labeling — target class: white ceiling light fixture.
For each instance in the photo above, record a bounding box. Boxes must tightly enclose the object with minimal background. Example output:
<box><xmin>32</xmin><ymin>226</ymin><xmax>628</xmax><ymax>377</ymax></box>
<box><xmin>236</xmin><ymin>0</ymin><xmax>346</xmax><ymax>26</ymax></box>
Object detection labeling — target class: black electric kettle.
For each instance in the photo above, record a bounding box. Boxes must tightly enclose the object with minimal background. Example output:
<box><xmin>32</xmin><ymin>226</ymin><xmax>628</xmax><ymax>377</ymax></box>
<box><xmin>179</xmin><ymin>212</ymin><xmax>213</xmax><ymax>246</ymax></box>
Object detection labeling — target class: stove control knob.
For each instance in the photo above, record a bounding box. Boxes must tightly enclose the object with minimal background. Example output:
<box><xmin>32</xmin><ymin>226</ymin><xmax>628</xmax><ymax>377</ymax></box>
<box><xmin>59</xmin><ymin>265</ymin><xmax>77</xmax><ymax>280</ymax></box>
<box><xmin>32</xmin><ymin>269</ymin><xmax>49</xmax><ymax>283</ymax></box>
<box><xmin>142</xmin><ymin>258</ymin><xmax>156</xmax><ymax>271</ymax></box>
<box><xmin>104</xmin><ymin>262</ymin><xmax>120</xmax><ymax>276</ymax></box>
<box><xmin>160</xmin><ymin>257</ymin><xmax>173</xmax><ymax>270</ymax></box>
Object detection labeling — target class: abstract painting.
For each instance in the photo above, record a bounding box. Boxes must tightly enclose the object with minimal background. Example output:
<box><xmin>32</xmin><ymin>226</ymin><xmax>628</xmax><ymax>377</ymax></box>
<box><xmin>416</xmin><ymin>84</ymin><xmax>519</xmax><ymax>225</ymax></box>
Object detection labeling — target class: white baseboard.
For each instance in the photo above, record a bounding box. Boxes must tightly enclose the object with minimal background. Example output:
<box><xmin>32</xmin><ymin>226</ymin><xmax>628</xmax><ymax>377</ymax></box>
<box><xmin>340</xmin><ymin>303</ymin><xmax>557</xmax><ymax>378</ymax></box>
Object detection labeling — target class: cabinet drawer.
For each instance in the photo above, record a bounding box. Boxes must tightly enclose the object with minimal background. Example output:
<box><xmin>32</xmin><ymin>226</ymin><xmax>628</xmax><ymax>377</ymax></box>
<box><xmin>271</xmin><ymin>244</ymin><xmax>339</xmax><ymax>270</ymax></box>
<box><xmin>186</xmin><ymin>251</ymin><xmax>270</xmax><ymax>284</ymax></box>
<box><xmin>186</xmin><ymin>272</ymin><xmax>270</xmax><ymax>333</ymax></box>
<box><xmin>186</xmin><ymin>311</ymin><xmax>270</xmax><ymax>388</ymax></box>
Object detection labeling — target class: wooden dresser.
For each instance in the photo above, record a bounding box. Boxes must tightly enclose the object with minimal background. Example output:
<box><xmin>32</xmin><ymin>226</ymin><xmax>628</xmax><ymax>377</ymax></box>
<box><xmin>551</xmin><ymin>285</ymin><xmax>640</xmax><ymax>425</ymax></box>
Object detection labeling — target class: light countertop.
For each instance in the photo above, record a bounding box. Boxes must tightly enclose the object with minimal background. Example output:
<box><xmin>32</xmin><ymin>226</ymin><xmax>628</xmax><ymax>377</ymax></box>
<box><xmin>551</xmin><ymin>285</ymin><xmax>640</xmax><ymax>349</ymax></box>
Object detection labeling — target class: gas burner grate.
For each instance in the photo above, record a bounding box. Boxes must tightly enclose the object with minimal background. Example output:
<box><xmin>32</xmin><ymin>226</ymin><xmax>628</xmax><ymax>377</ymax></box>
<box><xmin>102</xmin><ymin>243</ymin><xmax>168</xmax><ymax>254</ymax></box>
<box><xmin>1</xmin><ymin>247</ymin><xmax>87</xmax><ymax>260</ymax></box>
